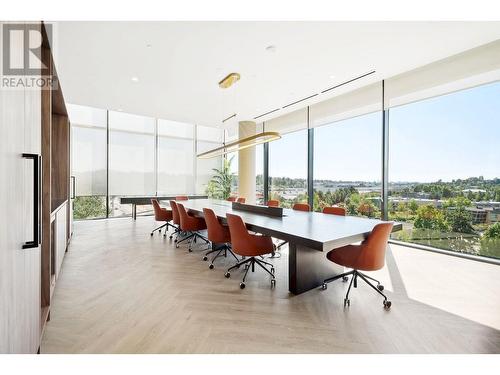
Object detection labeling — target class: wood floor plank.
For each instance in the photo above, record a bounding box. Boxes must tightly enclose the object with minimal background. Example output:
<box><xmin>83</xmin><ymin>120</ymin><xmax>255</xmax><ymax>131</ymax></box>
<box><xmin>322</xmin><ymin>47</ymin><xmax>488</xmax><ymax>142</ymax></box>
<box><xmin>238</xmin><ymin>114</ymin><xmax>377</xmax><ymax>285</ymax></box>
<box><xmin>40</xmin><ymin>217</ymin><xmax>500</xmax><ymax>353</ymax></box>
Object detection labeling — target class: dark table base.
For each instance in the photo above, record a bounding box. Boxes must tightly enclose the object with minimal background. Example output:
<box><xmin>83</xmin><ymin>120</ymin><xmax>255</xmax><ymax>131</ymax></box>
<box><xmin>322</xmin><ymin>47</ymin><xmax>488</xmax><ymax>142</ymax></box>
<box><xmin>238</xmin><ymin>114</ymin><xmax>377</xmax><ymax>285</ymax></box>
<box><xmin>288</xmin><ymin>242</ymin><xmax>343</xmax><ymax>295</ymax></box>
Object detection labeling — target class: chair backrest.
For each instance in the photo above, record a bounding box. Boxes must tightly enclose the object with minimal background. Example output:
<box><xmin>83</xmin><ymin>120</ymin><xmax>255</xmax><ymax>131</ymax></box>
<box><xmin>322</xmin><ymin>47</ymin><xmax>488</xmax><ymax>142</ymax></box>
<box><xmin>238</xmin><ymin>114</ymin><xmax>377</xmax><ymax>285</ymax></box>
<box><xmin>358</xmin><ymin>222</ymin><xmax>394</xmax><ymax>271</ymax></box>
<box><xmin>151</xmin><ymin>199</ymin><xmax>163</xmax><ymax>220</ymax></box>
<box><xmin>267</xmin><ymin>200</ymin><xmax>279</xmax><ymax>207</ymax></box>
<box><xmin>175</xmin><ymin>202</ymin><xmax>189</xmax><ymax>229</ymax></box>
<box><xmin>236</xmin><ymin>197</ymin><xmax>246</xmax><ymax>203</ymax></box>
<box><xmin>292</xmin><ymin>203</ymin><xmax>310</xmax><ymax>212</ymax></box>
<box><xmin>170</xmin><ymin>200</ymin><xmax>180</xmax><ymax>225</ymax></box>
<box><xmin>323</xmin><ymin>206</ymin><xmax>346</xmax><ymax>216</ymax></box>
<box><xmin>225</xmin><ymin>213</ymin><xmax>253</xmax><ymax>256</ymax></box>
<box><xmin>227</xmin><ymin>196</ymin><xmax>237</xmax><ymax>202</ymax></box>
<box><xmin>203</xmin><ymin>208</ymin><xmax>229</xmax><ymax>243</ymax></box>
<box><xmin>176</xmin><ymin>195</ymin><xmax>188</xmax><ymax>201</ymax></box>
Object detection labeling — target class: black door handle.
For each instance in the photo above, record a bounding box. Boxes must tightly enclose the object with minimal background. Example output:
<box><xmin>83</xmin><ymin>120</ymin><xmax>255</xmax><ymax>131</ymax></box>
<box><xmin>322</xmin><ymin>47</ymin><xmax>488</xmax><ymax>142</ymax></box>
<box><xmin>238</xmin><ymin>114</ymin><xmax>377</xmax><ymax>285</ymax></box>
<box><xmin>71</xmin><ymin>176</ymin><xmax>76</xmax><ymax>199</ymax></box>
<box><xmin>22</xmin><ymin>153</ymin><xmax>42</xmax><ymax>249</ymax></box>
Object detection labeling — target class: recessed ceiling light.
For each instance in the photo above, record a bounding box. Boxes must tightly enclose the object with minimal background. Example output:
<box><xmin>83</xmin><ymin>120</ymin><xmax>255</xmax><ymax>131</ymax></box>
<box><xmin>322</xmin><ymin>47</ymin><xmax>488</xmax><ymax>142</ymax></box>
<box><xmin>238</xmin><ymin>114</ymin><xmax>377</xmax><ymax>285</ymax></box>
<box><xmin>131</xmin><ymin>77</ymin><xmax>139</xmax><ymax>82</ymax></box>
<box><xmin>265</xmin><ymin>45</ymin><xmax>277</xmax><ymax>53</ymax></box>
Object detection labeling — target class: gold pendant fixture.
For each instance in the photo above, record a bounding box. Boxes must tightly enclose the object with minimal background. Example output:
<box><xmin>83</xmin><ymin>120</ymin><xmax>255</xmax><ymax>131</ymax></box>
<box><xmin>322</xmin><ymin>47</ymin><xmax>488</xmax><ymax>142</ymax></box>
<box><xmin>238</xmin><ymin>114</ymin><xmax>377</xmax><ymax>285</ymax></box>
<box><xmin>218</xmin><ymin>73</ymin><xmax>240</xmax><ymax>89</ymax></box>
<box><xmin>197</xmin><ymin>72</ymin><xmax>281</xmax><ymax>159</ymax></box>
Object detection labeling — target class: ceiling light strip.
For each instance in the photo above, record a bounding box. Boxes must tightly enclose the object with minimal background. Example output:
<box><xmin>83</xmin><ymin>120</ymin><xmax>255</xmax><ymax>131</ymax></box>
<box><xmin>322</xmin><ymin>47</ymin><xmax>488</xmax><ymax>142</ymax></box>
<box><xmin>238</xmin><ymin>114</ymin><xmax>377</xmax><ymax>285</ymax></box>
<box><xmin>222</xmin><ymin>113</ymin><xmax>237</xmax><ymax>123</ymax></box>
<box><xmin>282</xmin><ymin>93</ymin><xmax>319</xmax><ymax>109</ymax></box>
<box><xmin>253</xmin><ymin>108</ymin><xmax>281</xmax><ymax>120</ymax></box>
<box><xmin>321</xmin><ymin>70</ymin><xmax>376</xmax><ymax>94</ymax></box>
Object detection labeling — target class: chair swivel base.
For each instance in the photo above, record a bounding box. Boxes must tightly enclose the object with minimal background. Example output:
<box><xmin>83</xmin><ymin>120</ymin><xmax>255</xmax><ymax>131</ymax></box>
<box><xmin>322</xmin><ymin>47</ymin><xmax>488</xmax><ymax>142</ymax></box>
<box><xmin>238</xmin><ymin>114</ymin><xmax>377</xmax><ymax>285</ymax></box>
<box><xmin>176</xmin><ymin>231</ymin><xmax>209</xmax><ymax>252</ymax></box>
<box><xmin>224</xmin><ymin>256</ymin><xmax>276</xmax><ymax>289</ymax></box>
<box><xmin>203</xmin><ymin>243</ymin><xmax>239</xmax><ymax>269</ymax></box>
<box><xmin>150</xmin><ymin>222</ymin><xmax>175</xmax><ymax>236</ymax></box>
<box><xmin>322</xmin><ymin>269</ymin><xmax>391</xmax><ymax>309</ymax></box>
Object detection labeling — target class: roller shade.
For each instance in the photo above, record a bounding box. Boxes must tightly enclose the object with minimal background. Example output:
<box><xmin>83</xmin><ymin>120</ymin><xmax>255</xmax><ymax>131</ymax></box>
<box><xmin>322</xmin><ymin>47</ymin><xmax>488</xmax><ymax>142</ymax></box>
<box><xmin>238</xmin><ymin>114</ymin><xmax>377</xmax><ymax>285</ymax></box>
<box><xmin>309</xmin><ymin>82</ymin><xmax>382</xmax><ymax>128</ymax></box>
<box><xmin>264</xmin><ymin>107</ymin><xmax>307</xmax><ymax>135</ymax></box>
<box><xmin>384</xmin><ymin>39</ymin><xmax>500</xmax><ymax>109</ymax></box>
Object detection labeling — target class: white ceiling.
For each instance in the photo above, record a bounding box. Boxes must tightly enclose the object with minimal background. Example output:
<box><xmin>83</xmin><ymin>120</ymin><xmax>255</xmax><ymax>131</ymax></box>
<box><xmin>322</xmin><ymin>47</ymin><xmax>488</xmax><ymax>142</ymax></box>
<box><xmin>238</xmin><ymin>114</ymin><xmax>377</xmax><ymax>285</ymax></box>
<box><xmin>53</xmin><ymin>21</ymin><xmax>500</xmax><ymax>128</ymax></box>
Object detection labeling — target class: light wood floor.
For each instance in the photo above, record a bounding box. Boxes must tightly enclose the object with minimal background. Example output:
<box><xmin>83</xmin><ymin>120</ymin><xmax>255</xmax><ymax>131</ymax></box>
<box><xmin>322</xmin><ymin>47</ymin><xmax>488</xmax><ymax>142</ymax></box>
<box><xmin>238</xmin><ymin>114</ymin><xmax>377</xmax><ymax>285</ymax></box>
<box><xmin>41</xmin><ymin>217</ymin><xmax>500</xmax><ymax>353</ymax></box>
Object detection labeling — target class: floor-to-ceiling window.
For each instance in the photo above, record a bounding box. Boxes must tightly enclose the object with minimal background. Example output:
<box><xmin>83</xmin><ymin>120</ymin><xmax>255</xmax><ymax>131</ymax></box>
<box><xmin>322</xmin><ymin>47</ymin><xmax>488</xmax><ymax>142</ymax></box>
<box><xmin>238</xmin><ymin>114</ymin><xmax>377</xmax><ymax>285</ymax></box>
<box><xmin>68</xmin><ymin>104</ymin><xmax>108</xmax><ymax>219</ymax></box>
<box><xmin>255</xmin><ymin>144</ymin><xmax>264</xmax><ymax>204</ymax></box>
<box><xmin>108</xmin><ymin>111</ymin><xmax>156</xmax><ymax>217</ymax></box>
<box><xmin>268</xmin><ymin>129</ymin><xmax>308</xmax><ymax>208</ymax></box>
<box><xmin>313</xmin><ymin>112</ymin><xmax>382</xmax><ymax>216</ymax></box>
<box><xmin>158</xmin><ymin>120</ymin><xmax>194</xmax><ymax>194</ymax></box>
<box><xmin>196</xmin><ymin>125</ymin><xmax>223</xmax><ymax>194</ymax></box>
<box><xmin>388</xmin><ymin>81</ymin><xmax>500</xmax><ymax>259</ymax></box>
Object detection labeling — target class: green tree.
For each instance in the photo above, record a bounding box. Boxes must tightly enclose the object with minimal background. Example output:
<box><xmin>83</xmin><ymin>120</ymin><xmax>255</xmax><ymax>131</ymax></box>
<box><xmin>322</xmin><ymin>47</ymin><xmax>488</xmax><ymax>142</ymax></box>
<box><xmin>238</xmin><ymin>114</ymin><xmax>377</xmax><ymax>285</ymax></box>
<box><xmin>206</xmin><ymin>156</ymin><xmax>234</xmax><ymax>199</ymax></box>
<box><xmin>483</xmin><ymin>222</ymin><xmax>500</xmax><ymax>239</ymax></box>
<box><xmin>414</xmin><ymin>205</ymin><xmax>450</xmax><ymax>231</ymax></box>
<box><xmin>445</xmin><ymin>207</ymin><xmax>474</xmax><ymax>234</ymax></box>
<box><xmin>74</xmin><ymin>196</ymin><xmax>107</xmax><ymax>219</ymax></box>
<box><xmin>408</xmin><ymin>200</ymin><xmax>418</xmax><ymax>215</ymax></box>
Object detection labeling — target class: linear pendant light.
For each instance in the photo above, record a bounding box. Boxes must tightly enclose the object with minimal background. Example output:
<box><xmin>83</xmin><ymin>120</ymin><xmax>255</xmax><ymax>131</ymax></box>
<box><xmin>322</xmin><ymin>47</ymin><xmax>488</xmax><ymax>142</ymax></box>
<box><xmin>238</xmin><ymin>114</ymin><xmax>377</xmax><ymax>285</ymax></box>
<box><xmin>197</xmin><ymin>131</ymin><xmax>280</xmax><ymax>159</ymax></box>
<box><xmin>198</xmin><ymin>73</ymin><xmax>282</xmax><ymax>159</ymax></box>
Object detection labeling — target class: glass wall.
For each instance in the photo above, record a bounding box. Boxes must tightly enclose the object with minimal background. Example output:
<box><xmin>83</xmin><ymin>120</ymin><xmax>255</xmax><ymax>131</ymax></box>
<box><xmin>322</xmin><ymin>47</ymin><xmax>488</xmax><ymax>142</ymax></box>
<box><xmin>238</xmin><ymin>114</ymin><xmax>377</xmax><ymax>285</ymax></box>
<box><xmin>158</xmin><ymin>120</ymin><xmax>194</xmax><ymax>194</ymax></box>
<box><xmin>388</xmin><ymin>82</ymin><xmax>500</xmax><ymax>259</ymax></box>
<box><xmin>255</xmin><ymin>144</ymin><xmax>264</xmax><ymax>204</ymax></box>
<box><xmin>108</xmin><ymin>111</ymin><xmax>156</xmax><ymax>217</ymax></box>
<box><xmin>313</xmin><ymin>112</ymin><xmax>382</xmax><ymax>216</ymax></box>
<box><xmin>68</xmin><ymin>104</ymin><xmax>108</xmax><ymax>219</ymax></box>
<box><xmin>268</xmin><ymin>130</ymin><xmax>308</xmax><ymax>208</ymax></box>
<box><xmin>197</xmin><ymin>125</ymin><xmax>223</xmax><ymax>194</ymax></box>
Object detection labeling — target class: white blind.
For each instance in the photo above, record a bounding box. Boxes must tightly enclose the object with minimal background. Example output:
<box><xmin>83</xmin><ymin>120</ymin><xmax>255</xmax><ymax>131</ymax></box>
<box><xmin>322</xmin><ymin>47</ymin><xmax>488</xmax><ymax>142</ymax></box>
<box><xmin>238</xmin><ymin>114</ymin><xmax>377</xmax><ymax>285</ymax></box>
<box><xmin>385</xmin><ymin>39</ymin><xmax>500</xmax><ymax>109</ymax></box>
<box><xmin>309</xmin><ymin>82</ymin><xmax>382</xmax><ymax>128</ymax></box>
<box><xmin>264</xmin><ymin>108</ymin><xmax>307</xmax><ymax>135</ymax></box>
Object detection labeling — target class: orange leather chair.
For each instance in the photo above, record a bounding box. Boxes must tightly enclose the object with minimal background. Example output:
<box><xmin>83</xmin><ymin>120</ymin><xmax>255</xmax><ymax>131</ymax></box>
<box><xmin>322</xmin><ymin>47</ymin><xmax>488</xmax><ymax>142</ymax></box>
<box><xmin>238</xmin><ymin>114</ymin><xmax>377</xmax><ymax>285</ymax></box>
<box><xmin>322</xmin><ymin>222</ymin><xmax>394</xmax><ymax>309</ymax></box>
<box><xmin>323</xmin><ymin>206</ymin><xmax>346</xmax><ymax>216</ymax></box>
<box><xmin>150</xmin><ymin>199</ymin><xmax>174</xmax><ymax>237</ymax></box>
<box><xmin>202</xmin><ymin>208</ymin><xmax>239</xmax><ymax>269</ymax></box>
<box><xmin>169</xmin><ymin>200</ymin><xmax>184</xmax><ymax>241</ymax></box>
<box><xmin>236</xmin><ymin>197</ymin><xmax>246</xmax><ymax>203</ymax></box>
<box><xmin>176</xmin><ymin>202</ymin><xmax>209</xmax><ymax>251</ymax></box>
<box><xmin>266</xmin><ymin>200</ymin><xmax>279</xmax><ymax>207</ymax></box>
<box><xmin>224</xmin><ymin>213</ymin><xmax>276</xmax><ymax>289</ymax></box>
<box><xmin>176</xmin><ymin>195</ymin><xmax>188</xmax><ymax>201</ymax></box>
<box><xmin>292</xmin><ymin>202</ymin><xmax>310</xmax><ymax>212</ymax></box>
<box><xmin>227</xmin><ymin>196</ymin><xmax>237</xmax><ymax>202</ymax></box>
<box><xmin>276</xmin><ymin>202</ymin><xmax>311</xmax><ymax>251</ymax></box>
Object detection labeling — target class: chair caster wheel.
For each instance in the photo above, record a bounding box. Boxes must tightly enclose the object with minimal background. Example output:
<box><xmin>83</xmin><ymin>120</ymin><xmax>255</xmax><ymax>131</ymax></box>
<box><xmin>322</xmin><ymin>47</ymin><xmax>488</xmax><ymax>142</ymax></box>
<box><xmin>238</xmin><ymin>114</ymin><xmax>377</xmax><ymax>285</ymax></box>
<box><xmin>321</xmin><ymin>283</ymin><xmax>327</xmax><ymax>290</ymax></box>
<box><xmin>203</xmin><ymin>256</ymin><xmax>208</xmax><ymax>261</ymax></box>
<box><xmin>239</xmin><ymin>282</ymin><xmax>245</xmax><ymax>289</ymax></box>
<box><xmin>174</xmin><ymin>239</ymin><xmax>178</xmax><ymax>243</ymax></box>
<box><xmin>209</xmin><ymin>264</ymin><xmax>214</xmax><ymax>269</ymax></box>
<box><xmin>383</xmin><ymin>300</ymin><xmax>392</xmax><ymax>309</ymax></box>
<box><xmin>344</xmin><ymin>298</ymin><xmax>350</xmax><ymax>307</ymax></box>
<box><xmin>271</xmin><ymin>279</ymin><xmax>276</xmax><ymax>288</ymax></box>
<box><xmin>224</xmin><ymin>272</ymin><xmax>230</xmax><ymax>278</ymax></box>
<box><xmin>377</xmin><ymin>284</ymin><xmax>384</xmax><ymax>291</ymax></box>
<box><xmin>169</xmin><ymin>236</ymin><xmax>173</xmax><ymax>239</ymax></box>
<box><xmin>342</xmin><ymin>276</ymin><xmax>349</xmax><ymax>282</ymax></box>
<box><xmin>150</xmin><ymin>233</ymin><xmax>154</xmax><ymax>237</ymax></box>
<box><xmin>188</xmin><ymin>249</ymin><xmax>193</xmax><ymax>252</ymax></box>
<box><xmin>175</xmin><ymin>244</ymin><xmax>179</xmax><ymax>248</ymax></box>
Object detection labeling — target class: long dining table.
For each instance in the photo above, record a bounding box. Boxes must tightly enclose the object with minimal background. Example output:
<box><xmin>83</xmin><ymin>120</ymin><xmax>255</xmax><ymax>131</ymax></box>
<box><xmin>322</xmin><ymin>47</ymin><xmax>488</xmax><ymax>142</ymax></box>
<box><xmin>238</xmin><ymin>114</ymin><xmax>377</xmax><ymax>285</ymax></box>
<box><xmin>166</xmin><ymin>199</ymin><xmax>402</xmax><ymax>295</ymax></box>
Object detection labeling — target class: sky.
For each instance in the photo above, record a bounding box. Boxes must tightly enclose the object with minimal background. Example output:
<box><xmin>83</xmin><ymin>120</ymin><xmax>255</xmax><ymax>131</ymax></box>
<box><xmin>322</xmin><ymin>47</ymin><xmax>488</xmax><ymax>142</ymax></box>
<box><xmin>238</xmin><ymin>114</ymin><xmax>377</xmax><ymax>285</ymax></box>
<box><xmin>268</xmin><ymin>81</ymin><xmax>500</xmax><ymax>183</ymax></box>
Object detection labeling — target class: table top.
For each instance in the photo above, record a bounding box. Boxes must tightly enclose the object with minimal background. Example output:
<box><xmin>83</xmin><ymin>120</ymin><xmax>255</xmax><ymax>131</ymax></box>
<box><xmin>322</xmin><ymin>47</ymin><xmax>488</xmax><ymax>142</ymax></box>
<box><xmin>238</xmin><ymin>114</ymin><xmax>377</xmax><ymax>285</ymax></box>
<box><xmin>164</xmin><ymin>199</ymin><xmax>402</xmax><ymax>251</ymax></box>
<box><xmin>121</xmin><ymin>195</ymin><xmax>208</xmax><ymax>205</ymax></box>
